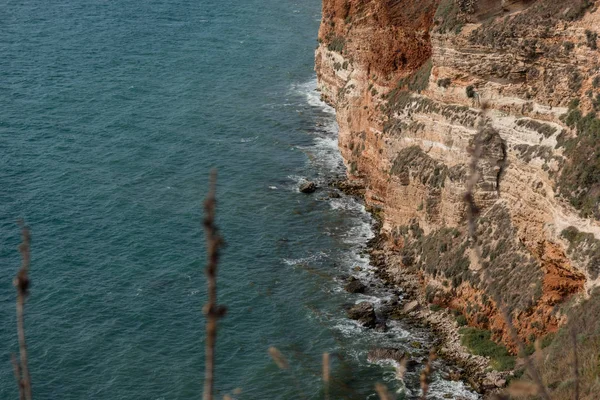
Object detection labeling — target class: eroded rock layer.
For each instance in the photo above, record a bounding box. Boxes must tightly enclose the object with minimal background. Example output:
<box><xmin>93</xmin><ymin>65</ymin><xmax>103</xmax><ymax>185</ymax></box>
<box><xmin>316</xmin><ymin>0</ymin><xmax>600</xmax><ymax>348</ymax></box>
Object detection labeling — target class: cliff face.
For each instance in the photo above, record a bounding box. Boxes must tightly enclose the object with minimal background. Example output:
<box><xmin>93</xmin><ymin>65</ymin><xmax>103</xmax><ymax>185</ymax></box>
<box><xmin>316</xmin><ymin>0</ymin><xmax>600</xmax><ymax>348</ymax></box>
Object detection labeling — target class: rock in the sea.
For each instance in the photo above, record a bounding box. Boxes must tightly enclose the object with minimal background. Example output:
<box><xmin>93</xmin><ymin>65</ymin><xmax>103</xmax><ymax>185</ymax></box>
<box><xmin>374</xmin><ymin>321</ymin><xmax>388</xmax><ymax>332</ymax></box>
<box><xmin>328</xmin><ymin>191</ymin><xmax>341</xmax><ymax>198</ymax></box>
<box><xmin>299</xmin><ymin>181</ymin><xmax>317</xmax><ymax>193</ymax></box>
<box><xmin>347</xmin><ymin>302</ymin><xmax>376</xmax><ymax>328</ymax></box>
<box><xmin>367</xmin><ymin>348</ymin><xmax>406</xmax><ymax>363</ymax></box>
<box><xmin>344</xmin><ymin>277</ymin><xmax>366</xmax><ymax>293</ymax></box>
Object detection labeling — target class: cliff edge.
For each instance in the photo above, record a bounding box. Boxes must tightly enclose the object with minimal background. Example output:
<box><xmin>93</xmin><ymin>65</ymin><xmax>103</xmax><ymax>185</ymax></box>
<box><xmin>317</xmin><ymin>0</ymin><xmax>600</xmax><ymax>395</ymax></box>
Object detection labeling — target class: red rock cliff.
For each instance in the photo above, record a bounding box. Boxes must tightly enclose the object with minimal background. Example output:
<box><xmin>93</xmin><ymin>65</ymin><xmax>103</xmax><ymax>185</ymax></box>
<box><xmin>316</xmin><ymin>0</ymin><xmax>600</xmax><ymax>349</ymax></box>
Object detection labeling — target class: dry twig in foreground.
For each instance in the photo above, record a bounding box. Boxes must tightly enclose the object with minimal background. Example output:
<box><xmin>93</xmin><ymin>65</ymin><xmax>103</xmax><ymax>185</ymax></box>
<box><xmin>419</xmin><ymin>350</ymin><xmax>436</xmax><ymax>400</ymax></box>
<box><xmin>203</xmin><ymin>172</ymin><xmax>227</xmax><ymax>400</ymax></box>
<box><xmin>13</xmin><ymin>222</ymin><xmax>33</xmax><ymax>400</ymax></box>
<box><xmin>464</xmin><ymin>128</ymin><xmax>551</xmax><ymax>400</ymax></box>
<box><xmin>322</xmin><ymin>352</ymin><xmax>330</xmax><ymax>400</ymax></box>
<box><xmin>375</xmin><ymin>382</ymin><xmax>393</xmax><ymax>400</ymax></box>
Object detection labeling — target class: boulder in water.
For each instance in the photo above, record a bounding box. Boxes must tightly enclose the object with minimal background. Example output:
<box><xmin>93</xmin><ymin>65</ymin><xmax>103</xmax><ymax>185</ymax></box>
<box><xmin>347</xmin><ymin>302</ymin><xmax>376</xmax><ymax>328</ymax></box>
<box><xmin>374</xmin><ymin>321</ymin><xmax>388</xmax><ymax>332</ymax></box>
<box><xmin>299</xmin><ymin>181</ymin><xmax>317</xmax><ymax>193</ymax></box>
<box><xmin>344</xmin><ymin>277</ymin><xmax>366</xmax><ymax>294</ymax></box>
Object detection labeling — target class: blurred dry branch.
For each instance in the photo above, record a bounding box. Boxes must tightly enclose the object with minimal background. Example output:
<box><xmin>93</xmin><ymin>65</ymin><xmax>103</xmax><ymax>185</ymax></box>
<box><xmin>419</xmin><ymin>350</ymin><xmax>436</xmax><ymax>400</ymax></box>
<box><xmin>322</xmin><ymin>352</ymin><xmax>330</xmax><ymax>400</ymax></box>
<box><xmin>375</xmin><ymin>382</ymin><xmax>393</xmax><ymax>400</ymax></box>
<box><xmin>13</xmin><ymin>222</ymin><xmax>32</xmax><ymax>400</ymax></box>
<box><xmin>571</xmin><ymin>327</ymin><xmax>580</xmax><ymax>400</ymax></box>
<box><xmin>268</xmin><ymin>347</ymin><xmax>289</xmax><ymax>370</ymax></box>
<box><xmin>203</xmin><ymin>171</ymin><xmax>227</xmax><ymax>400</ymax></box>
<box><xmin>464</xmin><ymin>122</ymin><xmax>551</xmax><ymax>400</ymax></box>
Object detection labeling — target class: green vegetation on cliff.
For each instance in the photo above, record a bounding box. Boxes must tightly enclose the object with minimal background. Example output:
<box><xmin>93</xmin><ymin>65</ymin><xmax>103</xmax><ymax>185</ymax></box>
<box><xmin>558</xmin><ymin>103</ymin><xmax>600</xmax><ymax>219</ymax></box>
<box><xmin>459</xmin><ymin>327</ymin><xmax>516</xmax><ymax>371</ymax></box>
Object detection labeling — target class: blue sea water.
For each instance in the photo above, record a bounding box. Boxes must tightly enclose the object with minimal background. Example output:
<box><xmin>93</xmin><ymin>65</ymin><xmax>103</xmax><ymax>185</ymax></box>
<box><xmin>0</xmin><ymin>1</ymin><xmax>479</xmax><ymax>399</ymax></box>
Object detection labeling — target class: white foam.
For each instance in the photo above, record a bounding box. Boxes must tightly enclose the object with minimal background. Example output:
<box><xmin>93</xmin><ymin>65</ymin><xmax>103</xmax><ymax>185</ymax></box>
<box><xmin>291</xmin><ymin>78</ymin><xmax>336</xmax><ymax>115</ymax></box>
<box><xmin>289</xmin><ymin>79</ymin><xmax>479</xmax><ymax>397</ymax></box>
<box><xmin>282</xmin><ymin>251</ymin><xmax>327</xmax><ymax>266</ymax></box>
<box><xmin>332</xmin><ymin>319</ymin><xmax>365</xmax><ymax>337</ymax></box>
<box><xmin>286</xmin><ymin>174</ymin><xmax>306</xmax><ymax>191</ymax></box>
<box><xmin>427</xmin><ymin>377</ymin><xmax>480</xmax><ymax>400</ymax></box>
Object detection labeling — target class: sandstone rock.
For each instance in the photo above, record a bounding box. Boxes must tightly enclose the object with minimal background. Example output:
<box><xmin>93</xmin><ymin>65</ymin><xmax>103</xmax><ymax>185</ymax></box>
<box><xmin>330</xmin><ymin>179</ymin><xmax>365</xmax><ymax>196</ymax></box>
<box><xmin>299</xmin><ymin>181</ymin><xmax>317</xmax><ymax>193</ymax></box>
<box><xmin>315</xmin><ymin>0</ymin><xmax>596</xmax><ymax>352</ymax></box>
<box><xmin>344</xmin><ymin>277</ymin><xmax>366</xmax><ymax>293</ymax></box>
<box><xmin>347</xmin><ymin>302</ymin><xmax>376</xmax><ymax>328</ymax></box>
<box><xmin>316</xmin><ymin>0</ymin><xmax>600</xmax><ymax>391</ymax></box>
<box><xmin>403</xmin><ymin>300</ymin><xmax>420</xmax><ymax>313</ymax></box>
<box><xmin>482</xmin><ymin>372</ymin><xmax>507</xmax><ymax>389</ymax></box>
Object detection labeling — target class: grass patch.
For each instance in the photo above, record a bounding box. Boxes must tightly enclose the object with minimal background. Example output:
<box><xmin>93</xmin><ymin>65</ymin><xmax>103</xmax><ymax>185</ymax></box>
<box><xmin>327</xmin><ymin>36</ymin><xmax>346</xmax><ymax>53</ymax></box>
<box><xmin>389</xmin><ymin>59</ymin><xmax>433</xmax><ymax>95</ymax></box>
<box><xmin>561</xmin><ymin>226</ymin><xmax>600</xmax><ymax>279</ymax></box>
<box><xmin>585</xmin><ymin>29</ymin><xmax>598</xmax><ymax>50</ymax></box>
<box><xmin>516</xmin><ymin>118</ymin><xmax>558</xmax><ymax>138</ymax></box>
<box><xmin>434</xmin><ymin>0</ymin><xmax>464</xmax><ymax>34</ymax></box>
<box><xmin>557</xmin><ymin>106</ymin><xmax>600</xmax><ymax>219</ymax></box>
<box><xmin>459</xmin><ymin>327</ymin><xmax>516</xmax><ymax>370</ymax></box>
<box><xmin>535</xmin><ymin>289</ymin><xmax>600</xmax><ymax>398</ymax></box>
<box><xmin>469</xmin><ymin>0</ymin><xmax>594</xmax><ymax>51</ymax></box>
<box><xmin>430</xmin><ymin>304</ymin><xmax>443</xmax><ymax>312</ymax></box>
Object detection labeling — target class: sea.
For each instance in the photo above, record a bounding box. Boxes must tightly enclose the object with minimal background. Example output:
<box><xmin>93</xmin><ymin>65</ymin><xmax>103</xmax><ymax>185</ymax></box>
<box><xmin>0</xmin><ymin>1</ymin><xmax>479</xmax><ymax>399</ymax></box>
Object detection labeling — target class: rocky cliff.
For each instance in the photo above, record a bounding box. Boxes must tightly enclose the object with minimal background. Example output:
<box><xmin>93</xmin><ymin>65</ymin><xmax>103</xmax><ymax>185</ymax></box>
<box><xmin>316</xmin><ymin>0</ymin><xmax>600</xmax><ymax>360</ymax></box>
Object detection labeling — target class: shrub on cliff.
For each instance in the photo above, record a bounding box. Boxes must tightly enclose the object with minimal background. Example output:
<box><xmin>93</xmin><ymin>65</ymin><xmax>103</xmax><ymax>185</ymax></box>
<box><xmin>437</xmin><ymin>78</ymin><xmax>451</xmax><ymax>88</ymax></box>
<box><xmin>465</xmin><ymin>85</ymin><xmax>475</xmax><ymax>98</ymax></box>
<box><xmin>468</xmin><ymin>0</ymin><xmax>594</xmax><ymax>50</ymax></box>
<box><xmin>561</xmin><ymin>226</ymin><xmax>600</xmax><ymax>279</ymax></box>
<box><xmin>557</xmin><ymin>104</ymin><xmax>600</xmax><ymax>219</ymax></box>
<box><xmin>434</xmin><ymin>0</ymin><xmax>464</xmax><ymax>34</ymax></box>
<box><xmin>327</xmin><ymin>35</ymin><xmax>345</xmax><ymax>53</ymax></box>
<box><xmin>391</xmin><ymin>59</ymin><xmax>432</xmax><ymax>94</ymax></box>
<box><xmin>459</xmin><ymin>327</ymin><xmax>515</xmax><ymax>371</ymax></box>
<box><xmin>585</xmin><ymin>29</ymin><xmax>598</xmax><ymax>50</ymax></box>
<box><xmin>537</xmin><ymin>288</ymin><xmax>600</xmax><ymax>398</ymax></box>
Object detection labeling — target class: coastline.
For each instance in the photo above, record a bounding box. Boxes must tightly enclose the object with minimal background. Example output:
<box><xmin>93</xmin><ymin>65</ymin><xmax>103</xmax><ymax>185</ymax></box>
<box><xmin>332</xmin><ymin>177</ymin><xmax>507</xmax><ymax>396</ymax></box>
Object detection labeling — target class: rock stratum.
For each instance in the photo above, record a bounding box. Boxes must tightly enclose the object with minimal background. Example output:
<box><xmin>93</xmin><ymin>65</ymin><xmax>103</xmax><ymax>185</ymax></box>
<box><xmin>317</xmin><ymin>0</ymin><xmax>600</xmax><ymax>394</ymax></box>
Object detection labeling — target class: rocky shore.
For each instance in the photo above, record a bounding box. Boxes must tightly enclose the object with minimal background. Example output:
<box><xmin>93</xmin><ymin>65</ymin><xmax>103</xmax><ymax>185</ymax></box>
<box><xmin>332</xmin><ymin>177</ymin><xmax>508</xmax><ymax>396</ymax></box>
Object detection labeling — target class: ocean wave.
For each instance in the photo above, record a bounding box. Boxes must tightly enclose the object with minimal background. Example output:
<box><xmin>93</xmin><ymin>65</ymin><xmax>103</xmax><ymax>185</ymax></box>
<box><xmin>291</xmin><ymin>78</ymin><xmax>335</xmax><ymax>115</ymax></box>
<box><xmin>240</xmin><ymin>136</ymin><xmax>258</xmax><ymax>143</ymax></box>
<box><xmin>282</xmin><ymin>251</ymin><xmax>328</xmax><ymax>266</ymax></box>
<box><xmin>428</xmin><ymin>377</ymin><xmax>480</xmax><ymax>400</ymax></box>
<box><xmin>290</xmin><ymin>77</ymin><xmax>480</xmax><ymax>399</ymax></box>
